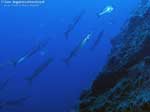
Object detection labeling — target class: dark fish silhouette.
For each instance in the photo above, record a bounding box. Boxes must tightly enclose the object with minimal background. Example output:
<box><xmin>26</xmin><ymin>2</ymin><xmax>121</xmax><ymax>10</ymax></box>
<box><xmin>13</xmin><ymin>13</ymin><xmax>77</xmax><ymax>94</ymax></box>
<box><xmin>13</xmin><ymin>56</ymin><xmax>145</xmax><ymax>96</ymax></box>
<box><xmin>0</xmin><ymin>76</ymin><xmax>12</xmax><ymax>91</ymax></box>
<box><xmin>64</xmin><ymin>32</ymin><xmax>92</xmax><ymax>64</ymax></box>
<box><xmin>11</xmin><ymin>39</ymin><xmax>49</xmax><ymax>67</ymax></box>
<box><xmin>64</xmin><ymin>10</ymin><xmax>86</xmax><ymax>39</ymax></box>
<box><xmin>5</xmin><ymin>96</ymin><xmax>30</xmax><ymax>106</ymax></box>
<box><xmin>91</xmin><ymin>30</ymin><xmax>104</xmax><ymax>50</ymax></box>
<box><xmin>0</xmin><ymin>96</ymin><xmax>30</xmax><ymax>110</ymax></box>
<box><xmin>25</xmin><ymin>57</ymin><xmax>53</xmax><ymax>84</ymax></box>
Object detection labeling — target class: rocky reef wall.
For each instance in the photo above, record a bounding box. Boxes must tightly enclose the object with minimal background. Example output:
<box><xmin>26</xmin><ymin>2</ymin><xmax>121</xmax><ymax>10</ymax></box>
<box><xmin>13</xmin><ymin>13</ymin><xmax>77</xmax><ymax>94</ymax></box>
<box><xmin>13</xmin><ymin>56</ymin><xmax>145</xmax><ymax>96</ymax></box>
<box><xmin>79</xmin><ymin>0</ymin><xmax>150</xmax><ymax>111</ymax></box>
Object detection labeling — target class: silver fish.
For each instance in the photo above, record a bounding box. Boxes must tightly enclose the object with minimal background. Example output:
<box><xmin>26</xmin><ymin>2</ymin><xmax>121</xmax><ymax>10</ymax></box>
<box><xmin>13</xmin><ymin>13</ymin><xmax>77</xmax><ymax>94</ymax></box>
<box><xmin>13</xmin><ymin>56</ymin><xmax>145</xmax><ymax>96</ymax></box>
<box><xmin>65</xmin><ymin>10</ymin><xmax>86</xmax><ymax>39</ymax></box>
<box><xmin>97</xmin><ymin>6</ymin><xmax>114</xmax><ymax>17</ymax></box>
<box><xmin>11</xmin><ymin>39</ymin><xmax>49</xmax><ymax>67</ymax></box>
<box><xmin>64</xmin><ymin>32</ymin><xmax>92</xmax><ymax>64</ymax></box>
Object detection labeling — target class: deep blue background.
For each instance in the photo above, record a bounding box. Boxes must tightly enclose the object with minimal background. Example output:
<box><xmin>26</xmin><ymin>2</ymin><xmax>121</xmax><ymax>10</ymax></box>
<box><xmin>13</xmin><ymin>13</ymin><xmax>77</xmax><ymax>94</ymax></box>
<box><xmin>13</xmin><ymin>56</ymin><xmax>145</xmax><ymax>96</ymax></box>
<box><xmin>0</xmin><ymin>0</ymin><xmax>139</xmax><ymax>112</ymax></box>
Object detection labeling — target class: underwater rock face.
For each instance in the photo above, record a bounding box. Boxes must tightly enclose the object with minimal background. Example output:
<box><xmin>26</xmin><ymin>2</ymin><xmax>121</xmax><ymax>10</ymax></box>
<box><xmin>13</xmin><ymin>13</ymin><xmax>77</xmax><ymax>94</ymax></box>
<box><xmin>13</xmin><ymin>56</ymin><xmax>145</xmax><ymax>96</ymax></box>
<box><xmin>80</xmin><ymin>60</ymin><xmax>150</xmax><ymax>112</ymax></box>
<box><xmin>79</xmin><ymin>0</ymin><xmax>150</xmax><ymax>112</ymax></box>
<box><xmin>92</xmin><ymin>0</ymin><xmax>150</xmax><ymax>96</ymax></box>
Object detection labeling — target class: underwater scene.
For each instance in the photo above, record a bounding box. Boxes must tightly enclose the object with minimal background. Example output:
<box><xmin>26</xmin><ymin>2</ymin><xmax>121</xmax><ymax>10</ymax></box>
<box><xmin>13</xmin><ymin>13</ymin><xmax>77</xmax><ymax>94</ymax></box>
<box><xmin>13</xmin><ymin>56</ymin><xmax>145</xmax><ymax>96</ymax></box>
<box><xmin>0</xmin><ymin>0</ymin><xmax>150</xmax><ymax>112</ymax></box>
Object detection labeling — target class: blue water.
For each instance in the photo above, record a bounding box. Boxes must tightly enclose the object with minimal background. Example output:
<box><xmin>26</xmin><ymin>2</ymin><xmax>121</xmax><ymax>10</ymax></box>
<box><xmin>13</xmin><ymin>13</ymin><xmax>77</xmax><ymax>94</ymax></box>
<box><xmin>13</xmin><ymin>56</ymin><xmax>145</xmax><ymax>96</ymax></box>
<box><xmin>0</xmin><ymin>0</ymin><xmax>139</xmax><ymax>112</ymax></box>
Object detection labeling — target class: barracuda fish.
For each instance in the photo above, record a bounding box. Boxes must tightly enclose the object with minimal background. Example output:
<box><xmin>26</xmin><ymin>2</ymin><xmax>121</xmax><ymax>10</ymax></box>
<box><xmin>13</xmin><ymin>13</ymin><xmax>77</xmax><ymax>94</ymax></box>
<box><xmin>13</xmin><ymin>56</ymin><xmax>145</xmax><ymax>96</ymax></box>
<box><xmin>97</xmin><ymin>6</ymin><xmax>114</xmax><ymax>17</ymax></box>
<box><xmin>0</xmin><ymin>96</ymin><xmax>30</xmax><ymax>109</ymax></box>
<box><xmin>64</xmin><ymin>10</ymin><xmax>86</xmax><ymax>39</ymax></box>
<box><xmin>5</xmin><ymin>96</ymin><xmax>30</xmax><ymax>106</ymax></box>
<box><xmin>25</xmin><ymin>57</ymin><xmax>53</xmax><ymax>84</ymax></box>
<box><xmin>0</xmin><ymin>76</ymin><xmax>12</xmax><ymax>91</ymax></box>
<box><xmin>64</xmin><ymin>32</ymin><xmax>92</xmax><ymax>64</ymax></box>
<box><xmin>11</xmin><ymin>40</ymin><xmax>49</xmax><ymax>67</ymax></box>
<box><xmin>91</xmin><ymin>30</ymin><xmax>104</xmax><ymax>50</ymax></box>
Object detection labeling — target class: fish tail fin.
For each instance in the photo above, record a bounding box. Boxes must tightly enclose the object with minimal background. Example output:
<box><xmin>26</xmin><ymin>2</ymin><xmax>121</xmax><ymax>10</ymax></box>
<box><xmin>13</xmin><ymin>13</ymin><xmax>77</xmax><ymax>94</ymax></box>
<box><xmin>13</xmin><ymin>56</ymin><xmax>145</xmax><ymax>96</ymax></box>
<box><xmin>96</xmin><ymin>12</ymin><xmax>99</xmax><ymax>17</ymax></box>
<box><xmin>96</xmin><ymin>12</ymin><xmax>102</xmax><ymax>18</ymax></box>
<box><xmin>10</xmin><ymin>60</ymin><xmax>17</xmax><ymax>67</ymax></box>
<box><xmin>24</xmin><ymin>77</ymin><xmax>33</xmax><ymax>86</ymax></box>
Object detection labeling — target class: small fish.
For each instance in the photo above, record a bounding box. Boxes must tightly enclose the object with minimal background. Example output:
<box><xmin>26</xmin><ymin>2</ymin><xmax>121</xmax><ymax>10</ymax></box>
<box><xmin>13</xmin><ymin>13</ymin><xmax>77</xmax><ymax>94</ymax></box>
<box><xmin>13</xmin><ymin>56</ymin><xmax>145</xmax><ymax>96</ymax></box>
<box><xmin>91</xmin><ymin>30</ymin><xmax>104</xmax><ymax>50</ymax></box>
<box><xmin>1</xmin><ymin>96</ymin><xmax>30</xmax><ymax>109</ymax></box>
<box><xmin>6</xmin><ymin>96</ymin><xmax>30</xmax><ymax>106</ymax></box>
<box><xmin>64</xmin><ymin>32</ymin><xmax>92</xmax><ymax>64</ymax></box>
<box><xmin>97</xmin><ymin>6</ymin><xmax>114</xmax><ymax>17</ymax></box>
<box><xmin>11</xmin><ymin>39</ymin><xmax>49</xmax><ymax>67</ymax></box>
<box><xmin>0</xmin><ymin>76</ymin><xmax>12</xmax><ymax>91</ymax></box>
<box><xmin>25</xmin><ymin>57</ymin><xmax>53</xmax><ymax>84</ymax></box>
<box><xmin>65</xmin><ymin>10</ymin><xmax>86</xmax><ymax>39</ymax></box>
<box><xmin>0</xmin><ymin>96</ymin><xmax>30</xmax><ymax>110</ymax></box>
